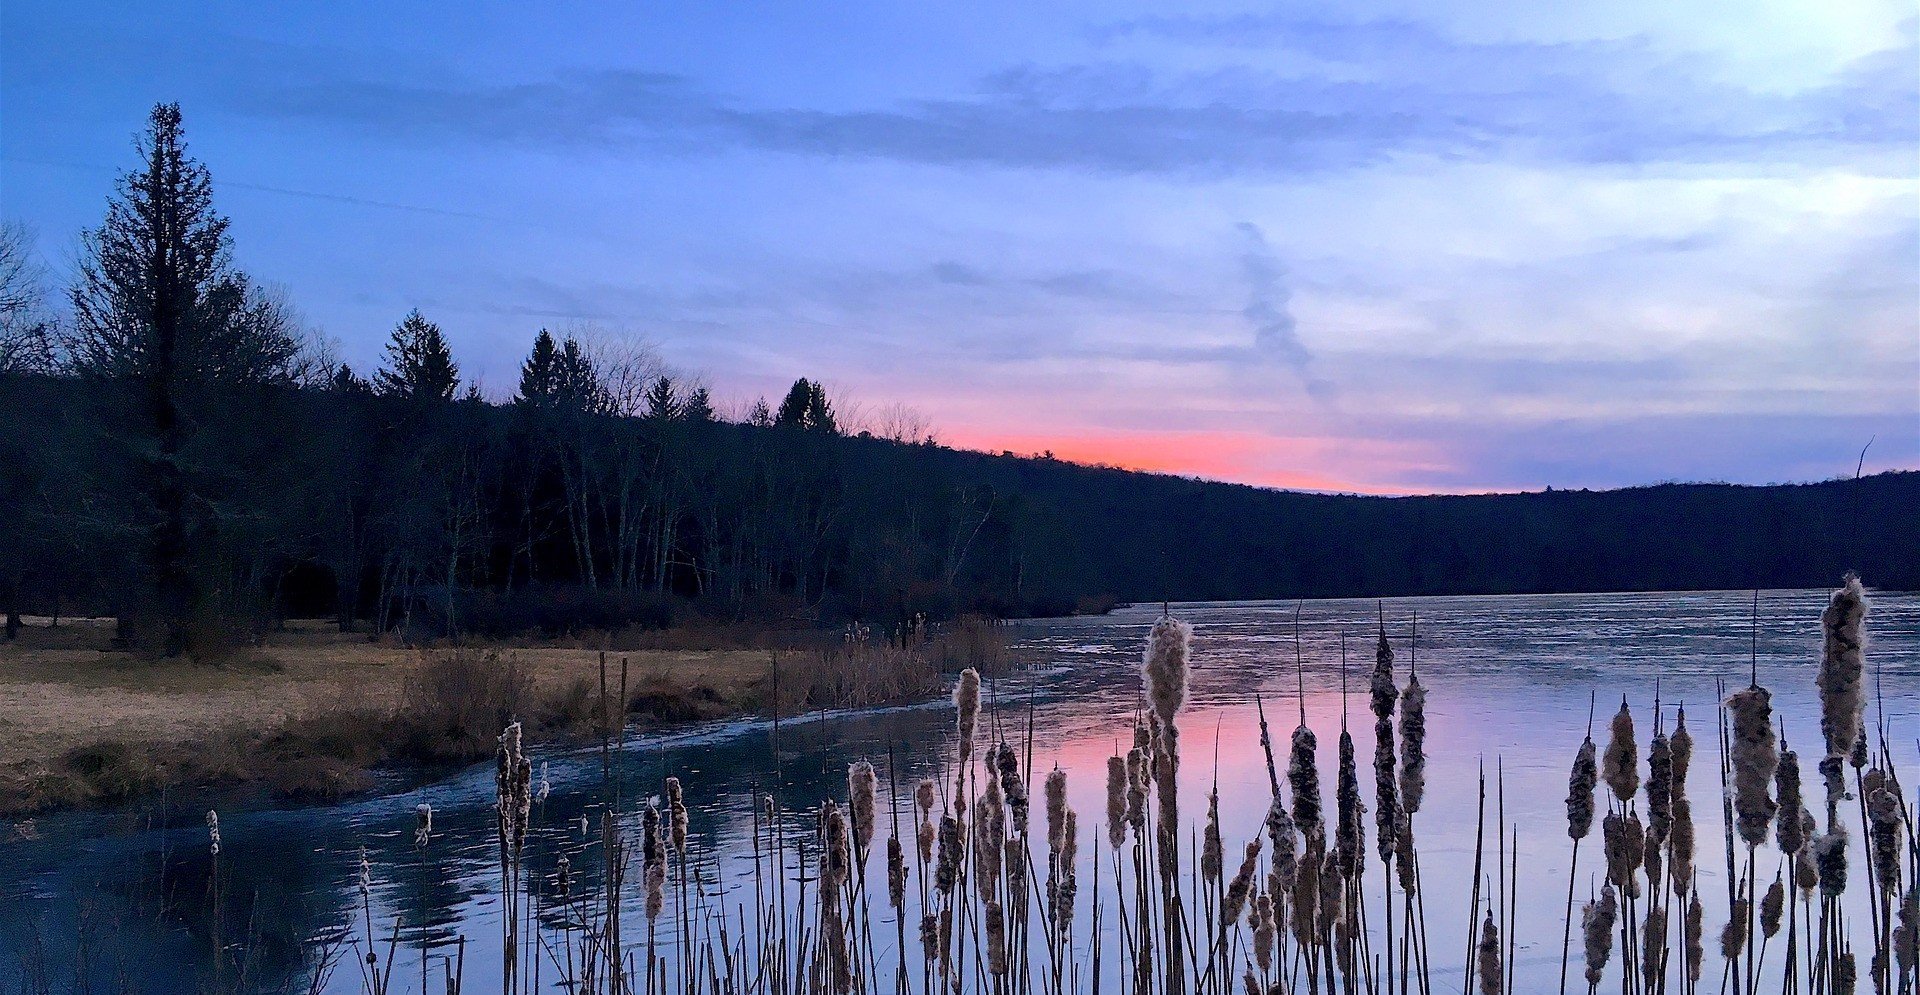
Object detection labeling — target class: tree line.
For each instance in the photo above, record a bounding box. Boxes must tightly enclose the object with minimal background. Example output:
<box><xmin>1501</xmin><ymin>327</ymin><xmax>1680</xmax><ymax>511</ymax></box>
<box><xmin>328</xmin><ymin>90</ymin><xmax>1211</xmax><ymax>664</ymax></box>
<box><xmin>3</xmin><ymin>105</ymin><xmax>1912</xmax><ymax>656</ymax></box>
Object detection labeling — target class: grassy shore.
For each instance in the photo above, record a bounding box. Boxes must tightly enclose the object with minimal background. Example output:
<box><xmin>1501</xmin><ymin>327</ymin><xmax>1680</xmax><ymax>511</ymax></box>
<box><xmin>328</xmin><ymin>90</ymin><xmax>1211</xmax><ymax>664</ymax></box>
<box><xmin>0</xmin><ymin>617</ymin><xmax>968</xmax><ymax>816</ymax></box>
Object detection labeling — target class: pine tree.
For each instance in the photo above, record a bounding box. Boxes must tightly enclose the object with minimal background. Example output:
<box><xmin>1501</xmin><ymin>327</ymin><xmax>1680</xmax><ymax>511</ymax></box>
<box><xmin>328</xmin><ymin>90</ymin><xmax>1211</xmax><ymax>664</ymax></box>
<box><xmin>554</xmin><ymin>337</ymin><xmax>603</xmax><ymax>413</ymax></box>
<box><xmin>516</xmin><ymin>329</ymin><xmax>560</xmax><ymax>406</ymax></box>
<box><xmin>682</xmin><ymin>387</ymin><xmax>715</xmax><ymax>423</ymax></box>
<box><xmin>644</xmin><ymin>376</ymin><xmax>680</xmax><ymax>421</ymax></box>
<box><xmin>374</xmin><ymin>309</ymin><xmax>458</xmax><ymax>402</ymax></box>
<box><xmin>776</xmin><ymin>378</ymin><xmax>837</xmax><ymax>433</ymax></box>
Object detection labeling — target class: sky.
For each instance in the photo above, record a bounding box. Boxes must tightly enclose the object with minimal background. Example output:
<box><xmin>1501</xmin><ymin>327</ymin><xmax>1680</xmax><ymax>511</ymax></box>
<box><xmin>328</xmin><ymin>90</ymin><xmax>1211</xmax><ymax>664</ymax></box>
<box><xmin>3</xmin><ymin>1</ymin><xmax>1916</xmax><ymax>494</ymax></box>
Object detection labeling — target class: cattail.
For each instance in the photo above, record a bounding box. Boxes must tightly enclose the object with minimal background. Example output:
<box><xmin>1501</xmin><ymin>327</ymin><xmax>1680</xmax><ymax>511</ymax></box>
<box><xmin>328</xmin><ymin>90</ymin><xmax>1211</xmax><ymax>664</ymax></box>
<box><xmin>954</xmin><ymin>668</ymin><xmax>981</xmax><ymax>764</ymax></box>
<box><xmin>1477</xmin><ymin>911</ymin><xmax>1502</xmax><ymax>995</ymax></box>
<box><xmin>1143</xmin><ymin>617</ymin><xmax>1191</xmax><ymax>727</ymax></box>
<box><xmin>1399</xmin><ymin>670</ymin><xmax>1427</xmax><ymax>815</ymax></box>
<box><xmin>1252</xmin><ymin>890</ymin><xmax>1276</xmax><ymax>972</ymax></box>
<box><xmin>1642</xmin><ymin>820</ymin><xmax>1663</xmax><ymax>887</ymax></box>
<box><xmin>1836</xmin><ymin>950</ymin><xmax>1857</xmax><ymax>995</ymax></box>
<box><xmin>1813</xmin><ymin>821</ymin><xmax>1849</xmax><ymax>897</ymax></box>
<box><xmin>1669</xmin><ymin>797</ymin><xmax>1696</xmax><ymax>894</ymax></box>
<box><xmin>916</xmin><ymin>778</ymin><xmax>937</xmax><ymax>863</ymax></box>
<box><xmin>1670</xmin><ymin>707</ymin><xmax>1694</xmax><ymax>792</ymax></box>
<box><xmin>974</xmin><ymin>772</ymin><xmax>1005</xmax><ymax>898</ymax></box>
<box><xmin>934</xmin><ymin>814</ymin><xmax>961</xmax><ymax>894</ymax></box>
<box><xmin>985</xmin><ymin>900</ymin><xmax>1008</xmax><ymax>976</ymax></box>
<box><xmin>1817</xmin><ymin>575</ymin><xmax>1867</xmax><ymax>788</ymax></box>
<box><xmin>1726</xmin><ymin>684</ymin><xmax>1778</xmax><ymax>846</ymax></box>
<box><xmin>1394</xmin><ymin>815</ymin><xmax>1418</xmax><ymax>896</ymax></box>
<box><xmin>1223</xmin><ymin>838</ymin><xmax>1262</xmax><ymax>926</ymax></box>
<box><xmin>1760</xmin><ymin>875</ymin><xmax>1784</xmax><ymax>938</ymax></box>
<box><xmin>1289</xmin><ymin>724</ymin><xmax>1324</xmax><ymax>845</ymax></box>
<box><xmin>555</xmin><ymin>853</ymin><xmax>572</xmax><ymax>898</ymax></box>
<box><xmin>1582</xmin><ymin>883</ymin><xmax>1618</xmax><ymax>988</ymax></box>
<box><xmin>666</xmin><ymin>775</ymin><xmax>689</xmax><ymax>854</ymax></box>
<box><xmin>1567</xmin><ymin>737</ymin><xmax>1598</xmax><ymax>840</ymax></box>
<box><xmin>205</xmin><ymin>809</ymin><xmax>220</xmax><ymax>858</ymax></box>
<box><xmin>1124</xmin><ymin>747</ymin><xmax>1148</xmax><ymax>833</ymax></box>
<box><xmin>887</xmin><ymin>834</ymin><xmax>906</xmax><ymax>910</ymax></box>
<box><xmin>1719</xmin><ymin>888</ymin><xmax>1748</xmax><ymax>961</ymax></box>
<box><xmin>1646</xmin><ymin>728</ymin><xmax>1672</xmax><ymax>844</ymax></box>
<box><xmin>537</xmin><ymin>761</ymin><xmax>550</xmax><ymax>802</ymax></box>
<box><xmin>1642</xmin><ymin>906</ymin><xmax>1667</xmax><ymax>985</ymax></box>
<box><xmin>1865</xmin><ymin>768</ymin><xmax>1902</xmax><ymax>894</ymax></box>
<box><xmin>1058</xmin><ymin>807</ymin><xmax>1079</xmax><ymax>879</ymax></box>
<box><xmin>848</xmin><ymin>761</ymin><xmax>877</xmax><ymax>853</ymax></box>
<box><xmin>358</xmin><ymin>845</ymin><xmax>371</xmax><ymax>897</ymax></box>
<box><xmin>996</xmin><ymin>742</ymin><xmax>1029</xmax><ymax>835</ymax></box>
<box><xmin>642</xmin><ymin>803</ymin><xmax>667</xmax><ymax>918</ymax></box>
<box><xmin>1336</xmin><ymin>725</ymin><xmax>1365</xmax><ymax>878</ymax></box>
<box><xmin>915</xmin><ymin>777</ymin><xmax>935</xmax><ymax>817</ymax></box>
<box><xmin>415</xmin><ymin>803</ymin><xmax>433</xmax><ymax>847</ymax></box>
<box><xmin>1289</xmin><ymin>848</ymin><xmax>1322</xmax><ymax>947</ymax></box>
<box><xmin>1046</xmin><ymin>766</ymin><xmax>1068</xmax><ymax>855</ymax></box>
<box><xmin>1319</xmin><ymin>849</ymin><xmax>1345</xmax><ymax>947</ymax></box>
<box><xmin>1602</xmin><ymin>700</ymin><xmax>1637</xmax><ymax>801</ymax></box>
<box><xmin>1775</xmin><ymin>744</ymin><xmax>1805</xmax><ymax>855</ymax></box>
<box><xmin>1371</xmin><ymin>626</ymin><xmax>1402</xmax><ymax>864</ymax></box>
<box><xmin>1201</xmin><ymin>788</ymin><xmax>1224</xmax><ymax>883</ymax></box>
<box><xmin>1684</xmin><ymin>890</ymin><xmax>1704</xmax><ymax>982</ymax></box>
<box><xmin>1266</xmin><ymin>797</ymin><xmax>1299</xmax><ymax>890</ymax></box>
<box><xmin>1794</xmin><ymin>811</ymin><xmax>1819</xmax><ymax>893</ymax></box>
<box><xmin>1603</xmin><ymin>813</ymin><xmax>1639</xmax><ymax>899</ymax></box>
<box><xmin>1892</xmin><ymin>886</ymin><xmax>1918</xmax><ymax>980</ymax></box>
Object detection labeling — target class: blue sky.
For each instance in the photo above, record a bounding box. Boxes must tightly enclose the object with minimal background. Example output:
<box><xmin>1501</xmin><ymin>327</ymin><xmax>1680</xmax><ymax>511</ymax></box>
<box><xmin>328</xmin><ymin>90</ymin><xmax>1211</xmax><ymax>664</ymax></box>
<box><xmin>3</xmin><ymin>0</ymin><xmax>1915</xmax><ymax>492</ymax></box>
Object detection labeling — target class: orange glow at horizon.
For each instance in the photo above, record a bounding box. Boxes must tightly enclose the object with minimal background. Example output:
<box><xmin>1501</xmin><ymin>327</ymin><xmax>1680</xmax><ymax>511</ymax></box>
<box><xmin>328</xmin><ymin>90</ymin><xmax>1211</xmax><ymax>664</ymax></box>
<box><xmin>941</xmin><ymin>427</ymin><xmax>1447</xmax><ymax>495</ymax></box>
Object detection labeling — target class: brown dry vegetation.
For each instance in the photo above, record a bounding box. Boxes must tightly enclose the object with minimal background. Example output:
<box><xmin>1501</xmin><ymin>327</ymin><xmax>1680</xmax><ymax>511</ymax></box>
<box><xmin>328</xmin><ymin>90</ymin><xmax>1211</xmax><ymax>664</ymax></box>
<box><xmin>0</xmin><ymin>617</ymin><xmax>986</xmax><ymax>816</ymax></box>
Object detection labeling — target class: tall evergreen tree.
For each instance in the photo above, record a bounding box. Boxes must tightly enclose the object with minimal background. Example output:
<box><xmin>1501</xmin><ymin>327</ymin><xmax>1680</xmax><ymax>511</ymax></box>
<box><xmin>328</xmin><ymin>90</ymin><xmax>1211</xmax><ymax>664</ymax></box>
<box><xmin>67</xmin><ymin>103</ymin><xmax>303</xmax><ymax>656</ymax></box>
<box><xmin>682</xmin><ymin>386</ymin><xmax>715</xmax><ymax>423</ymax></box>
<box><xmin>515</xmin><ymin>329</ymin><xmax>560</xmax><ymax>406</ymax></box>
<box><xmin>374</xmin><ymin>309</ymin><xmax>458</xmax><ymax>402</ymax></box>
<box><xmin>776</xmin><ymin>378</ymin><xmax>837</xmax><ymax>433</ymax></box>
<box><xmin>554</xmin><ymin>337</ymin><xmax>603</xmax><ymax>413</ymax></box>
<box><xmin>644</xmin><ymin>376</ymin><xmax>680</xmax><ymax>421</ymax></box>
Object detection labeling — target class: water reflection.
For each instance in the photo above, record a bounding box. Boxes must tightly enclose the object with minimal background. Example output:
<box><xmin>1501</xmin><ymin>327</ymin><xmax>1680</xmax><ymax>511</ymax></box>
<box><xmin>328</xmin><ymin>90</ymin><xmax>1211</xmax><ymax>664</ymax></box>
<box><xmin>3</xmin><ymin>589</ymin><xmax>1914</xmax><ymax>992</ymax></box>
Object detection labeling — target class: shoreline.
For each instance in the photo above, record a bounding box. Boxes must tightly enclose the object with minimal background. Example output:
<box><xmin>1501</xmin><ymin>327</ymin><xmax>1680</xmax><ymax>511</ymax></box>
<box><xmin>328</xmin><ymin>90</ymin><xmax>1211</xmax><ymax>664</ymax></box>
<box><xmin>0</xmin><ymin>620</ymin><xmax>956</xmax><ymax>819</ymax></box>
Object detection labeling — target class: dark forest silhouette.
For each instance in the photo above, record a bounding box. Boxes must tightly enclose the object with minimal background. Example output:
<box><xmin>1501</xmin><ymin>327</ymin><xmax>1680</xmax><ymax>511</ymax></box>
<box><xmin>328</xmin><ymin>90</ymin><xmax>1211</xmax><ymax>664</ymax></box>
<box><xmin>2</xmin><ymin>105</ymin><xmax>1913</xmax><ymax>656</ymax></box>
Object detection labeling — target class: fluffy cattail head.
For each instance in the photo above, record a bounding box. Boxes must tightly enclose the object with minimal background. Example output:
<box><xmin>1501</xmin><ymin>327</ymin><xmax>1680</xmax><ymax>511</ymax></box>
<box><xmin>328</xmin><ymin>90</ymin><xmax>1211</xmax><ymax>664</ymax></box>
<box><xmin>1685</xmin><ymin>892</ymin><xmax>1704</xmax><ymax>983</ymax></box>
<box><xmin>1760</xmin><ymin>876</ymin><xmax>1784</xmax><ymax>938</ymax></box>
<box><xmin>1726</xmin><ymin>684</ymin><xmax>1779</xmax><ymax>847</ymax></box>
<box><xmin>985</xmin><ymin>900</ymin><xmax>1008</xmax><ymax>976</ymax></box>
<box><xmin>1865</xmin><ymin>768</ymin><xmax>1903</xmax><ymax>895</ymax></box>
<box><xmin>1477</xmin><ymin>913</ymin><xmax>1502</xmax><ymax>995</ymax></box>
<box><xmin>954</xmin><ymin>669</ymin><xmax>981</xmax><ymax>760</ymax></box>
<box><xmin>848</xmin><ymin>761</ymin><xmax>877</xmax><ymax>852</ymax></box>
<box><xmin>1142</xmin><ymin>617</ymin><xmax>1192</xmax><ymax>728</ymax></box>
<box><xmin>1645</xmin><ymin>729</ymin><xmax>1673</xmax><ymax>844</ymax></box>
<box><xmin>666</xmin><ymin>775</ymin><xmax>689</xmax><ymax>854</ymax></box>
<box><xmin>1124</xmin><ymin>747</ymin><xmax>1148</xmax><ymax>831</ymax></box>
<box><xmin>1252</xmin><ymin>891</ymin><xmax>1276</xmax><ymax>972</ymax></box>
<box><xmin>1567</xmin><ymin>737</ymin><xmax>1598</xmax><ymax>841</ymax></box>
<box><xmin>934</xmin><ymin>814</ymin><xmax>961</xmax><ymax>894</ymax></box>
<box><xmin>1719</xmin><ymin>889</ymin><xmax>1748</xmax><ymax>962</ymax></box>
<box><xmin>1818</xmin><ymin>574</ymin><xmax>1868</xmax><ymax>766</ymax></box>
<box><xmin>887</xmin><ymin>834</ymin><xmax>906</xmax><ymax>910</ymax></box>
<box><xmin>1336</xmin><ymin>727</ymin><xmax>1365</xmax><ymax>877</ymax></box>
<box><xmin>1289</xmin><ymin>724</ymin><xmax>1325</xmax><ymax>845</ymax></box>
<box><xmin>1398</xmin><ymin>673</ymin><xmax>1427</xmax><ymax>815</ymax></box>
<box><xmin>1582</xmin><ymin>883</ymin><xmax>1619</xmax><ymax>987</ymax></box>
<box><xmin>1670</xmin><ymin>708</ymin><xmax>1694</xmax><ymax>793</ymax></box>
<box><xmin>1641</xmin><ymin>906</ymin><xmax>1667</xmax><ymax>987</ymax></box>
<box><xmin>1669</xmin><ymin>797</ymin><xmax>1696</xmax><ymax>895</ymax></box>
<box><xmin>1813</xmin><ymin>823</ymin><xmax>1849</xmax><ymax>898</ymax></box>
<box><xmin>915</xmin><ymin>778</ymin><xmax>936</xmax><ymax>816</ymax></box>
<box><xmin>1603</xmin><ymin>700</ymin><xmax>1638</xmax><ymax>802</ymax></box>
<box><xmin>1266</xmin><ymin>797</ymin><xmax>1299</xmax><ymax>890</ymax></box>
<box><xmin>995</xmin><ymin>742</ymin><xmax>1029</xmax><ymax>835</ymax></box>
<box><xmin>1105</xmin><ymin>754</ymin><xmax>1127</xmax><ymax>850</ymax></box>
<box><xmin>1893</xmin><ymin>886</ymin><xmax>1919</xmax><ymax>979</ymax></box>
<box><xmin>415</xmin><ymin>803</ymin><xmax>433</xmax><ymax>847</ymax></box>
<box><xmin>1045</xmin><ymin>766</ymin><xmax>1069</xmax><ymax>855</ymax></box>
<box><xmin>1222</xmin><ymin>838</ymin><xmax>1262</xmax><ymax>927</ymax></box>
<box><xmin>206</xmin><ymin>810</ymin><xmax>221</xmax><ymax>857</ymax></box>
<box><xmin>1774</xmin><ymin>746</ymin><xmax>1805</xmax><ymax>857</ymax></box>
<box><xmin>1201</xmin><ymin>788</ymin><xmax>1224</xmax><ymax>883</ymax></box>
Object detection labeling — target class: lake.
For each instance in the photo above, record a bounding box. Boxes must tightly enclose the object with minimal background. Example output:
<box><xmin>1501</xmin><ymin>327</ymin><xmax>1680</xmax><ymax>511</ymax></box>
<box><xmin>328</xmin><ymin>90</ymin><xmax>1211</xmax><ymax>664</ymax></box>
<box><xmin>3</xmin><ymin>588</ymin><xmax>1915</xmax><ymax>993</ymax></box>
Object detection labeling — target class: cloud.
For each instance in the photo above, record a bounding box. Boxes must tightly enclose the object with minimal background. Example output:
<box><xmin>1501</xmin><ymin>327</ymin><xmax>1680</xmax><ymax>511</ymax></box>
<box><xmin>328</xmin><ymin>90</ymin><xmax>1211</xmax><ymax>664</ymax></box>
<box><xmin>238</xmin><ymin>16</ymin><xmax>1917</xmax><ymax>178</ymax></box>
<box><xmin>1234</xmin><ymin>222</ymin><xmax>1335</xmax><ymax>401</ymax></box>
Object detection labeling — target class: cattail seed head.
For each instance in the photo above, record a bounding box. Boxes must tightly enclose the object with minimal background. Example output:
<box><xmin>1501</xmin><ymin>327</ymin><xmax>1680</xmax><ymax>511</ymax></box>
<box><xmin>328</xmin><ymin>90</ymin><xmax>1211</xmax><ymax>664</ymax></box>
<box><xmin>1685</xmin><ymin>890</ymin><xmax>1704</xmax><ymax>983</ymax></box>
<box><xmin>995</xmin><ymin>742</ymin><xmax>1029</xmax><ymax>835</ymax></box>
<box><xmin>1266</xmin><ymin>796</ymin><xmax>1299</xmax><ymax>890</ymax></box>
<box><xmin>1641</xmin><ymin>906</ymin><xmax>1667</xmax><ymax>987</ymax></box>
<box><xmin>1394</xmin><ymin>816</ymin><xmax>1418</xmax><ymax>896</ymax></box>
<box><xmin>1142</xmin><ymin>617</ymin><xmax>1191</xmax><ymax>728</ymax></box>
<box><xmin>415</xmin><ymin>803</ymin><xmax>432</xmax><ymax>847</ymax></box>
<box><xmin>1222</xmin><ymin>838</ymin><xmax>1262</xmax><ymax>927</ymax></box>
<box><xmin>1775</xmin><ymin>745</ymin><xmax>1805</xmax><ymax>855</ymax></box>
<box><xmin>1818</xmin><ymin>575</ymin><xmax>1867</xmax><ymax>772</ymax></box>
<box><xmin>1398</xmin><ymin>672</ymin><xmax>1427</xmax><ymax>815</ymax></box>
<box><xmin>1289</xmin><ymin>724</ymin><xmax>1324</xmax><ymax>846</ymax></box>
<box><xmin>1669</xmin><ymin>797</ymin><xmax>1696</xmax><ymax>894</ymax></box>
<box><xmin>1794</xmin><ymin>811</ymin><xmax>1819</xmax><ymax>893</ymax></box>
<box><xmin>1201</xmin><ymin>788</ymin><xmax>1224</xmax><ymax>883</ymax></box>
<box><xmin>1105</xmin><ymin>754</ymin><xmax>1127</xmax><ymax>850</ymax></box>
<box><xmin>886</xmin><ymin>834</ymin><xmax>906</xmax><ymax>910</ymax></box>
<box><xmin>934</xmin><ymin>814</ymin><xmax>961</xmax><ymax>894</ymax></box>
<box><xmin>1813</xmin><ymin>821</ymin><xmax>1849</xmax><ymax>898</ymax></box>
<box><xmin>1893</xmin><ymin>886</ymin><xmax>1918</xmax><ymax>978</ymax></box>
<box><xmin>666</xmin><ymin>775</ymin><xmax>689</xmax><ymax>854</ymax></box>
<box><xmin>1760</xmin><ymin>876</ymin><xmax>1784</xmax><ymax>938</ymax></box>
<box><xmin>985</xmin><ymin>900</ymin><xmax>1008</xmax><ymax>976</ymax></box>
<box><xmin>1726</xmin><ymin>684</ymin><xmax>1778</xmax><ymax>846</ymax></box>
<box><xmin>1478</xmin><ymin>912</ymin><xmax>1502</xmax><ymax>995</ymax></box>
<box><xmin>1836</xmin><ymin>951</ymin><xmax>1857</xmax><ymax>995</ymax></box>
<box><xmin>1371</xmin><ymin>628</ymin><xmax>1402</xmax><ymax>863</ymax></box>
<box><xmin>1670</xmin><ymin>708</ymin><xmax>1694</xmax><ymax>793</ymax></box>
<box><xmin>206</xmin><ymin>810</ymin><xmax>220</xmax><ymax>857</ymax></box>
<box><xmin>848</xmin><ymin>761</ymin><xmax>877</xmax><ymax>853</ymax></box>
<box><xmin>1865</xmin><ymin>768</ymin><xmax>1902</xmax><ymax>894</ymax></box>
<box><xmin>1567</xmin><ymin>737</ymin><xmax>1598</xmax><ymax>841</ymax></box>
<box><xmin>1045</xmin><ymin>766</ymin><xmax>1068</xmax><ymax>855</ymax></box>
<box><xmin>1645</xmin><ymin>729</ymin><xmax>1672</xmax><ymax>844</ymax></box>
<box><xmin>915</xmin><ymin>778</ymin><xmax>935</xmax><ymax>816</ymax></box>
<box><xmin>1336</xmin><ymin>726</ymin><xmax>1365</xmax><ymax>878</ymax></box>
<box><xmin>1603</xmin><ymin>701</ymin><xmax>1638</xmax><ymax>802</ymax></box>
<box><xmin>954</xmin><ymin>668</ymin><xmax>981</xmax><ymax>763</ymax></box>
<box><xmin>1582</xmin><ymin>882</ymin><xmax>1619</xmax><ymax>987</ymax></box>
<box><xmin>1252</xmin><ymin>891</ymin><xmax>1276</xmax><ymax>972</ymax></box>
<box><xmin>1719</xmin><ymin>888</ymin><xmax>1748</xmax><ymax>961</ymax></box>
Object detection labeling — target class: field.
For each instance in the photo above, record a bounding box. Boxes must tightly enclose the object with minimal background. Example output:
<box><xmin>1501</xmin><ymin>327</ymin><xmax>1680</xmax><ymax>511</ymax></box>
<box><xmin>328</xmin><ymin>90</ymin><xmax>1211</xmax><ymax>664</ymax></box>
<box><xmin>0</xmin><ymin>618</ymin><xmax>957</xmax><ymax>816</ymax></box>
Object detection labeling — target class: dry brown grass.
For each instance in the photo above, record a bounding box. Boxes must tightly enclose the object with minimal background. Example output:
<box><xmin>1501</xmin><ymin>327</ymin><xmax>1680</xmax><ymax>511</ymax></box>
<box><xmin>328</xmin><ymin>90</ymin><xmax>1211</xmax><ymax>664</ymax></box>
<box><xmin>0</xmin><ymin>621</ymin><xmax>775</xmax><ymax>816</ymax></box>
